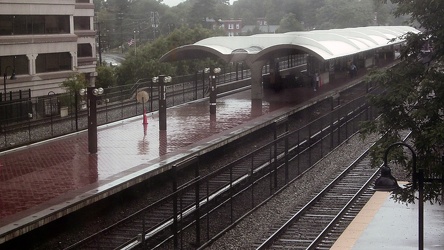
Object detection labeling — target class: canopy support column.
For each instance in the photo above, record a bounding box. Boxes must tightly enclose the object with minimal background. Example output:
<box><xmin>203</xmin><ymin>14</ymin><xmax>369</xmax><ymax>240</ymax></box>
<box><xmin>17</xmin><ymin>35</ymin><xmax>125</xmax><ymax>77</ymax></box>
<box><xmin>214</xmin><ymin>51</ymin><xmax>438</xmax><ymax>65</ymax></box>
<box><xmin>247</xmin><ymin>60</ymin><xmax>267</xmax><ymax>116</ymax></box>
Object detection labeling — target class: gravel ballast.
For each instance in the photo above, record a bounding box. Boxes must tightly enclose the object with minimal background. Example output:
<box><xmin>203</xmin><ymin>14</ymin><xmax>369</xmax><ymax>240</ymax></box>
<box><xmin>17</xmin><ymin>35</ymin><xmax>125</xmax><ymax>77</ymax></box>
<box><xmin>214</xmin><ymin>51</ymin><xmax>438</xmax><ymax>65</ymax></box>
<box><xmin>207</xmin><ymin>131</ymin><xmax>408</xmax><ymax>249</ymax></box>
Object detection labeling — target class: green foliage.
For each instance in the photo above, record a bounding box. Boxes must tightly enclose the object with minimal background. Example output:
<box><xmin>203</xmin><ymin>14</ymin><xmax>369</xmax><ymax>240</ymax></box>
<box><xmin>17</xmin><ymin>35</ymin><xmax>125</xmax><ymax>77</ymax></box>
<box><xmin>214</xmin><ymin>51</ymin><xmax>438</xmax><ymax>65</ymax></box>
<box><xmin>316</xmin><ymin>0</ymin><xmax>375</xmax><ymax>29</ymax></box>
<box><xmin>188</xmin><ymin>0</ymin><xmax>224</xmax><ymax>26</ymax></box>
<box><xmin>59</xmin><ymin>73</ymin><xmax>87</xmax><ymax>107</ymax></box>
<box><xmin>116</xmin><ymin>26</ymin><xmax>223</xmax><ymax>85</ymax></box>
<box><xmin>60</xmin><ymin>73</ymin><xmax>87</xmax><ymax>93</ymax></box>
<box><xmin>361</xmin><ymin>0</ymin><xmax>444</xmax><ymax>203</ymax></box>
<box><xmin>95</xmin><ymin>0</ymin><xmax>403</xmax><ymax>47</ymax></box>
<box><xmin>93</xmin><ymin>0</ymin><xmax>444</xmax><ymax>202</ymax></box>
<box><xmin>277</xmin><ymin>13</ymin><xmax>304</xmax><ymax>33</ymax></box>
<box><xmin>96</xmin><ymin>65</ymin><xmax>117</xmax><ymax>89</ymax></box>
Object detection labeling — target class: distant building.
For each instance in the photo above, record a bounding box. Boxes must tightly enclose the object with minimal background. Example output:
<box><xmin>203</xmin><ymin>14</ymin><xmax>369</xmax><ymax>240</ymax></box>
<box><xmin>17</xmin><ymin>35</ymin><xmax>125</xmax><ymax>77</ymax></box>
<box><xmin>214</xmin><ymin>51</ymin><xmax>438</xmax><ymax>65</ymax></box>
<box><xmin>256</xmin><ymin>18</ymin><xmax>268</xmax><ymax>26</ymax></box>
<box><xmin>207</xmin><ymin>17</ymin><xmax>279</xmax><ymax>36</ymax></box>
<box><xmin>241</xmin><ymin>17</ymin><xmax>279</xmax><ymax>34</ymax></box>
<box><xmin>207</xmin><ymin>18</ymin><xmax>243</xmax><ymax>36</ymax></box>
<box><xmin>221</xmin><ymin>19</ymin><xmax>243</xmax><ymax>36</ymax></box>
<box><xmin>241</xmin><ymin>25</ymin><xmax>280</xmax><ymax>35</ymax></box>
<box><xmin>0</xmin><ymin>0</ymin><xmax>96</xmax><ymax>98</ymax></box>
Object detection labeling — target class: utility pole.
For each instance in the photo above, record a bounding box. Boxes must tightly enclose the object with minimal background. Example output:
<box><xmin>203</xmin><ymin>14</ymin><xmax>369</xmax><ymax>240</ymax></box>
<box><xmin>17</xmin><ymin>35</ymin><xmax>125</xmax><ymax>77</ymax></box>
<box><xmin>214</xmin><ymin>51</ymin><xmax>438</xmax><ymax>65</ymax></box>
<box><xmin>151</xmin><ymin>11</ymin><xmax>159</xmax><ymax>40</ymax></box>
<box><xmin>118</xmin><ymin>12</ymin><xmax>124</xmax><ymax>53</ymax></box>
<box><xmin>133</xmin><ymin>30</ymin><xmax>138</xmax><ymax>55</ymax></box>
<box><xmin>97</xmin><ymin>20</ymin><xmax>102</xmax><ymax>65</ymax></box>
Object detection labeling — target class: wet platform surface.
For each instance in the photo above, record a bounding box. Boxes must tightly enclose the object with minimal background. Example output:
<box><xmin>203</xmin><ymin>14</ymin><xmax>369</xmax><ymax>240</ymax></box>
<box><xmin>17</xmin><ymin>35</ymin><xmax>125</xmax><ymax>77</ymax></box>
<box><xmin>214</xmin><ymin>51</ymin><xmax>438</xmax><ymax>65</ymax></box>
<box><xmin>1</xmin><ymin>83</ymin><xmax>337</xmax><ymax>243</ymax></box>
<box><xmin>332</xmin><ymin>188</ymin><xmax>444</xmax><ymax>250</ymax></box>
<box><xmin>1</xmin><ymin>65</ymin><xmax>441</xmax><ymax>249</ymax></box>
<box><xmin>0</xmin><ymin>92</ymin><xmax>275</xmax><ymax>217</ymax></box>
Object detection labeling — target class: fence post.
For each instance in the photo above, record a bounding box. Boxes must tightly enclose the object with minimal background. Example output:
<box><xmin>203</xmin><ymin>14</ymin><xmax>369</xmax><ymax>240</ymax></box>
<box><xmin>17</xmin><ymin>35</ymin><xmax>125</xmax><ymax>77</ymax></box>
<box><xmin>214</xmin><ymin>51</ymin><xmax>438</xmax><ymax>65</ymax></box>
<box><xmin>202</xmin><ymin>70</ymin><xmax>205</xmax><ymax>98</ymax></box>
<box><xmin>194</xmin><ymin>159</ymin><xmax>201</xmax><ymax>247</ymax></box>
<box><xmin>172</xmin><ymin>165</ymin><xmax>178</xmax><ymax>249</ymax></box>
<box><xmin>150</xmin><ymin>80</ymin><xmax>154</xmax><ymax>112</ymax></box>
<box><xmin>194</xmin><ymin>71</ymin><xmax>198</xmax><ymax>100</ymax></box>
<box><xmin>159</xmin><ymin>75</ymin><xmax>167</xmax><ymax>130</ymax></box>
<box><xmin>75</xmin><ymin>91</ymin><xmax>79</xmax><ymax>131</ymax></box>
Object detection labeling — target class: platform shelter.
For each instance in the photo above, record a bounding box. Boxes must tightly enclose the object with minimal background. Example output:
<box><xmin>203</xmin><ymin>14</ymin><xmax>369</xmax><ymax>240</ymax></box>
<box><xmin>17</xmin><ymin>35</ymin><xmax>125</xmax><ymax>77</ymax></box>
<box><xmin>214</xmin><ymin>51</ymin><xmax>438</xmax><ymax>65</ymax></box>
<box><xmin>160</xmin><ymin>26</ymin><xmax>419</xmax><ymax>104</ymax></box>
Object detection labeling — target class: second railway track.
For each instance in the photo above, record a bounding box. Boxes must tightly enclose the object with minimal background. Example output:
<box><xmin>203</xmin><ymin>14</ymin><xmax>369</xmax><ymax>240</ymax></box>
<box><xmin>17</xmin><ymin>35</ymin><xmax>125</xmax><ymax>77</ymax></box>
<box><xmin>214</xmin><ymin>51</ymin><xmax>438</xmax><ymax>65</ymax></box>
<box><xmin>62</xmin><ymin>92</ymin><xmax>379</xmax><ymax>249</ymax></box>
<box><xmin>2</xmin><ymin>79</ymin><xmax>378</xmax><ymax>250</ymax></box>
<box><xmin>255</xmin><ymin>151</ymin><xmax>378</xmax><ymax>249</ymax></box>
<box><xmin>254</xmin><ymin>131</ymin><xmax>411</xmax><ymax>250</ymax></box>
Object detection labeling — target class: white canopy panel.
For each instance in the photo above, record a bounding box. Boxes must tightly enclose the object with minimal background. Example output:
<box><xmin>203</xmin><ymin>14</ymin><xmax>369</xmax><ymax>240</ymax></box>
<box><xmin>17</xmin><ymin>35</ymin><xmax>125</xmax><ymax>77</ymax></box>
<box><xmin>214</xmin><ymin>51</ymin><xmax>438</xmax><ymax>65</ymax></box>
<box><xmin>159</xmin><ymin>26</ymin><xmax>420</xmax><ymax>63</ymax></box>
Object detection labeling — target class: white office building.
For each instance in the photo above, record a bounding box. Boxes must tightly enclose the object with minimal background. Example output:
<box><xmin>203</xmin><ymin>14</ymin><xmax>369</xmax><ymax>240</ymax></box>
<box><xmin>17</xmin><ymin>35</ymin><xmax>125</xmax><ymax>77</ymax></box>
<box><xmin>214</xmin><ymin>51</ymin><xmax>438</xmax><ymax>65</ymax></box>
<box><xmin>0</xmin><ymin>0</ymin><xmax>96</xmax><ymax>99</ymax></box>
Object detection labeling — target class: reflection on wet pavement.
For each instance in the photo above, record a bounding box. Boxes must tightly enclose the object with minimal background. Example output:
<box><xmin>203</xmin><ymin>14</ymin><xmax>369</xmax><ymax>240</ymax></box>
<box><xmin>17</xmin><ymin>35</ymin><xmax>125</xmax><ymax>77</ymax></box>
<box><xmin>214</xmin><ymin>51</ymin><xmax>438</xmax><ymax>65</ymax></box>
<box><xmin>0</xmin><ymin>90</ymin><xmax>291</xmax><ymax>219</ymax></box>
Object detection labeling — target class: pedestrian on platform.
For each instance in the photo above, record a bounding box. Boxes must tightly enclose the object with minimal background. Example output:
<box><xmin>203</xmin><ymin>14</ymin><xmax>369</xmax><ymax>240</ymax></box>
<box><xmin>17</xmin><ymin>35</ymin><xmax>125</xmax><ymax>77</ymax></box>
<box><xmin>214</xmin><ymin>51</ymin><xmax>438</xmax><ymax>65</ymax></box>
<box><xmin>314</xmin><ymin>72</ymin><xmax>319</xmax><ymax>91</ymax></box>
<box><xmin>351</xmin><ymin>63</ymin><xmax>358</xmax><ymax>77</ymax></box>
<box><xmin>350</xmin><ymin>63</ymin><xmax>357</xmax><ymax>77</ymax></box>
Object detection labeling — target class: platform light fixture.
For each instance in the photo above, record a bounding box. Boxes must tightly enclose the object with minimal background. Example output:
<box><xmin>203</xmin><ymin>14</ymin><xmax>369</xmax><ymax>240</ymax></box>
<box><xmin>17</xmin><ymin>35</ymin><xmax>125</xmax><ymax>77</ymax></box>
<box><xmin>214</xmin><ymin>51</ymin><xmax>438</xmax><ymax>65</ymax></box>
<box><xmin>79</xmin><ymin>87</ymin><xmax>104</xmax><ymax>154</ymax></box>
<box><xmin>204</xmin><ymin>67</ymin><xmax>221</xmax><ymax>74</ymax></box>
<box><xmin>373</xmin><ymin>142</ymin><xmax>423</xmax><ymax>250</ymax></box>
<box><xmin>152</xmin><ymin>76</ymin><xmax>172</xmax><ymax>84</ymax></box>
<box><xmin>208</xmin><ymin>67</ymin><xmax>221</xmax><ymax>115</ymax></box>
<box><xmin>80</xmin><ymin>87</ymin><xmax>103</xmax><ymax>97</ymax></box>
<box><xmin>213</xmin><ymin>67</ymin><xmax>221</xmax><ymax>74</ymax></box>
<box><xmin>92</xmin><ymin>87</ymin><xmax>104</xmax><ymax>96</ymax></box>
<box><xmin>3</xmin><ymin>66</ymin><xmax>16</xmax><ymax>101</ymax></box>
<box><xmin>79</xmin><ymin>88</ymin><xmax>87</xmax><ymax>96</ymax></box>
<box><xmin>154</xmin><ymin>75</ymin><xmax>171</xmax><ymax>131</ymax></box>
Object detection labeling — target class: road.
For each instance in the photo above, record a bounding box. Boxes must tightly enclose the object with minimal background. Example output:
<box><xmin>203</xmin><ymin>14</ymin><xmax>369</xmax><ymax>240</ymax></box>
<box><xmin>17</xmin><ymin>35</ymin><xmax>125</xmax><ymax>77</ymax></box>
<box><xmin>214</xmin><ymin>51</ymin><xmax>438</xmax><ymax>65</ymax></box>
<box><xmin>101</xmin><ymin>53</ymin><xmax>125</xmax><ymax>66</ymax></box>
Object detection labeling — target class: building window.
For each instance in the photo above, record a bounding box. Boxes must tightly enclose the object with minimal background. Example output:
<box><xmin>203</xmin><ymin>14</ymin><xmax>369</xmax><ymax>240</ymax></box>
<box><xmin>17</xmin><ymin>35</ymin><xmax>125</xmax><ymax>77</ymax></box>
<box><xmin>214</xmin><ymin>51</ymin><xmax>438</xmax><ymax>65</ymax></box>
<box><xmin>236</xmin><ymin>23</ymin><xmax>240</xmax><ymax>29</ymax></box>
<box><xmin>0</xmin><ymin>15</ymin><xmax>70</xmax><ymax>35</ymax></box>
<box><xmin>78</xmin><ymin>43</ymin><xmax>92</xmax><ymax>57</ymax></box>
<box><xmin>0</xmin><ymin>55</ymin><xmax>29</xmax><ymax>75</ymax></box>
<box><xmin>228</xmin><ymin>24</ymin><xmax>234</xmax><ymax>30</ymax></box>
<box><xmin>74</xmin><ymin>16</ymin><xmax>91</xmax><ymax>31</ymax></box>
<box><xmin>36</xmin><ymin>52</ymin><xmax>71</xmax><ymax>73</ymax></box>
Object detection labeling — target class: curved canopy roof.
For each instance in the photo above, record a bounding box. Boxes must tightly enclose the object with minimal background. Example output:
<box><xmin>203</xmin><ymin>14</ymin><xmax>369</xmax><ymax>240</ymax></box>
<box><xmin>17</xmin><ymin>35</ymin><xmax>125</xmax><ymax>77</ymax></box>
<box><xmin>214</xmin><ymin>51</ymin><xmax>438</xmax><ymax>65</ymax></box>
<box><xmin>159</xmin><ymin>26</ymin><xmax>420</xmax><ymax>64</ymax></box>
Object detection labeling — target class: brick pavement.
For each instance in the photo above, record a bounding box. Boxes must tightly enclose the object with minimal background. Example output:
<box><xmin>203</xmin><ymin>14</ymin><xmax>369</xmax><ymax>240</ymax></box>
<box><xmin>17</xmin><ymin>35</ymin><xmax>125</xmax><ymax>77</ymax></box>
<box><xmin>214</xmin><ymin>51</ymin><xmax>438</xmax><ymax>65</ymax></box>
<box><xmin>0</xmin><ymin>74</ymin><xmax>355</xmax><ymax>243</ymax></box>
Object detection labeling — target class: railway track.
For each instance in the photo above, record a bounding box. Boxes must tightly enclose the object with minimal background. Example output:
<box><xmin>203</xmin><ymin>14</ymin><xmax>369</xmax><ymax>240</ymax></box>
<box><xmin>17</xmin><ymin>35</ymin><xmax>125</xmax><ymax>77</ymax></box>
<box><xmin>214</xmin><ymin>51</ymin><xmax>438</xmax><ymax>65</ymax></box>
<box><xmin>1</xmin><ymin>74</ymin><xmax>374</xmax><ymax>250</ymax></box>
<box><xmin>255</xmin><ymin>151</ymin><xmax>377</xmax><ymax>249</ymax></box>
<box><xmin>255</xmin><ymin>132</ymin><xmax>410</xmax><ymax>250</ymax></box>
<box><xmin>62</xmin><ymin>93</ymin><xmax>373</xmax><ymax>249</ymax></box>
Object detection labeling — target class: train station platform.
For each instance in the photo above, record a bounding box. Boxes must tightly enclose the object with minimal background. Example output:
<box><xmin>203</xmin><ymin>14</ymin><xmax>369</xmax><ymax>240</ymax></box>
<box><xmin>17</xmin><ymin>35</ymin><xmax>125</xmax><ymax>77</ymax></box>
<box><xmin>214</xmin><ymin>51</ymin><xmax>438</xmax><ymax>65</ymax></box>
<box><xmin>332</xmin><ymin>188</ymin><xmax>444</xmax><ymax>250</ymax></box>
<box><xmin>0</xmin><ymin>81</ymin><xmax>341</xmax><ymax>244</ymax></box>
<box><xmin>2</xmin><ymin>66</ymin><xmax>439</xmax><ymax>248</ymax></box>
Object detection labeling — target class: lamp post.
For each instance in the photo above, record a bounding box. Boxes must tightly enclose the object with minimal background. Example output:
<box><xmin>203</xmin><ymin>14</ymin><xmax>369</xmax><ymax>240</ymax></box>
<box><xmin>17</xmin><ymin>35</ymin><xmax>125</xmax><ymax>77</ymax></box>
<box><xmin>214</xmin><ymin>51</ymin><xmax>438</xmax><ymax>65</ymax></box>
<box><xmin>152</xmin><ymin>75</ymin><xmax>172</xmax><ymax>130</ymax></box>
<box><xmin>80</xmin><ymin>87</ymin><xmax>104</xmax><ymax>154</ymax></box>
<box><xmin>3</xmin><ymin>66</ymin><xmax>16</xmax><ymax>101</ymax></box>
<box><xmin>373</xmin><ymin>142</ymin><xmax>423</xmax><ymax>250</ymax></box>
<box><xmin>133</xmin><ymin>30</ymin><xmax>138</xmax><ymax>55</ymax></box>
<box><xmin>204</xmin><ymin>67</ymin><xmax>221</xmax><ymax>115</ymax></box>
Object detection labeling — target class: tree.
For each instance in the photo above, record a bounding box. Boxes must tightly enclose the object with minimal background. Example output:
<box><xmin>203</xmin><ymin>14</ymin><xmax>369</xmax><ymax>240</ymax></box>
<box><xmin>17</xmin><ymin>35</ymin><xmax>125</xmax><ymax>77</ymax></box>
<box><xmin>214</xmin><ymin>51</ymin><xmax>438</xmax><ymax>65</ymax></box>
<box><xmin>277</xmin><ymin>13</ymin><xmax>304</xmax><ymax>33</ymax></box>
<box><xmin>60</xmin><ymin>73</ymin><xmax>87</xmax><ymax>93</ymax></box>
<box><xmin>302</xmin><ymin>0</ymin><xmax>325</xmax><ymax>29</ymax></box>
<box><xmin>316</xmin><ymin>0</ymin><xmax>375</xmax><ymax>29</ymax></box>
<box><xmin>362</xmin><ymin>0</ymin><xmax>444</xmax><ymax>203</ymax></box>
<box><xmin>59</xmin><ymin>73</ymin><xmax>88</xmax><ymax>108</ymax></box>
<box><xmin>188</xmin><ymin>0</ymin><xmax>218</xmax><ymax>27</ymax></box>
<box><xmin>232</xmin><ymin>0</ymin><xmax>267</xmax><ymax>25</ymax></box>
<box><xmin>116</xmin><ymin>26</ymin><xmax>224</xmax><ymax>85</ymax></box>
<box><xmin>96</xmin><ymin>65</ymin><xmax>117</xmax><ymax>89</ymax></box>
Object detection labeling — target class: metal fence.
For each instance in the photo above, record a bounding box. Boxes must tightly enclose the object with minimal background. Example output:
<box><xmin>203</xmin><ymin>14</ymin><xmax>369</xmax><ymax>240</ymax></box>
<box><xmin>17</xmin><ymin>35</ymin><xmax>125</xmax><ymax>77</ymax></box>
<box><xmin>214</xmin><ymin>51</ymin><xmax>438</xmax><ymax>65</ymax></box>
<box><xmin>164</xmin><ymin>94</ymin><xmax>377</xmax><ymax>249</ymax></box>
<box><xmin>0</xmin><ymin>72</ymin><xmax>208</xmax><ymax>151</ymax></box>
<box><xmin>0</xmin><ymin>55</ymin><xmax>306</xmax><ymax>152</ymax></box>
<box><xmin>68</xmin><ymin>90</ymin><xmax>378</xmax><ymax>249</ymax></box>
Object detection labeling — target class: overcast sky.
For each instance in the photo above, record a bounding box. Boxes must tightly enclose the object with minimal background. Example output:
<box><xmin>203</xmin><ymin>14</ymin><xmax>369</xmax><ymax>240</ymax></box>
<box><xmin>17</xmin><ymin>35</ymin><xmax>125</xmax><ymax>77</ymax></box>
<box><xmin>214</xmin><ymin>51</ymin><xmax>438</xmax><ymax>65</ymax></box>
<box><xmin>162</xmin><ymin>0</ymin><xmax>236</xmax><ymax>7</ymax></box>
